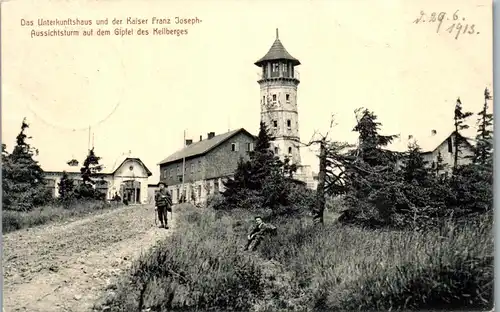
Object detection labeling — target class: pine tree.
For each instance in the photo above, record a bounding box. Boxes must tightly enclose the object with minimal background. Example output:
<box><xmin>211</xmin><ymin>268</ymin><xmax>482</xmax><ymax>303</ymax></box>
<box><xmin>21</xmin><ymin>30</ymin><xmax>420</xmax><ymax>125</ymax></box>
<box><xmin>58</xmin><ymin>171</ymin><xmax>75</xmax><ymax>200</ymax></box>
<box><xmin>453</xmin><ymin>97</ymin><xmax>473</xmax><ymax>170</ymax></box>
<box><xmin>472</xmin><ymin>88</ymin><xmax>493</xmax><ymax>166</ymax></box>
<box><xmin>351</xmin><ymin>108</ymin><xmax>398</xmax><ymax>167</ymax></box>
<box><xmin>77</xmin><ymin>148</ymin><xmax>103</xmax><ymax>199</ymax></box>
<box><xmin>341</xmin><ymin>108</ymin><xmax>399</xmax><ymax>225</ymax></box>
<box><xmin>401</xmin><ymin>141</ymin><xmax>430</xmax><ymax>184</ymax></box>
<box><xmin>221</xmin><ymin>122</ymin><xmax>290</xmax><ymax>209</ymax></box>
<box><xmin>80</xmin><ymin>148</ymin><xmax>103</xmax><ymax>185</ymax></box>
<box><xmin>2</xmin><ymin>143</ymin><xmax>13</xmax><ymax>209</ymax></box>
<box><xmin>6</xmin><ymin>118</ymin><xmax>50</xmax><ymax>211</ymax></box>
<box><xmin>249</xmin><ymin>121</ymin><xmax>280</xmax><ymax>187</ymax></box>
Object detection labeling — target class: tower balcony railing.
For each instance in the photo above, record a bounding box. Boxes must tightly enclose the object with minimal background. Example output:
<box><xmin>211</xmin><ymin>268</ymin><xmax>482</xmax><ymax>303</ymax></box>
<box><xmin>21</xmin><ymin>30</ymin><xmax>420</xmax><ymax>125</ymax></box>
<box><xmin>256</xmin><ymin>69</ymin><xmax>300</xmax><ymax>81</ymax></box>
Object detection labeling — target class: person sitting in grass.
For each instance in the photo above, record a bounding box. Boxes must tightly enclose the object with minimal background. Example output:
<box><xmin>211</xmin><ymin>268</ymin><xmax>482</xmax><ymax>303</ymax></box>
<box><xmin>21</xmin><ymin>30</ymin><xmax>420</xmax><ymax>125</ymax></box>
<box><xmin>244</xmin><ymin>216</ymin><xmax>277</xmax><ymax>251</ymax></box>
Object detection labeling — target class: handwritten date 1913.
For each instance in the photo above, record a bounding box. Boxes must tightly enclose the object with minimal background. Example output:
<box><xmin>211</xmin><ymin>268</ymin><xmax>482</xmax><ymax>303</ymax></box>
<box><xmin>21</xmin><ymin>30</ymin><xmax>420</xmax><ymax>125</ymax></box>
<box><xmin>414</xmin><ymin>10</ymin><xmax>479</xmax><ymax>40</ymax></box>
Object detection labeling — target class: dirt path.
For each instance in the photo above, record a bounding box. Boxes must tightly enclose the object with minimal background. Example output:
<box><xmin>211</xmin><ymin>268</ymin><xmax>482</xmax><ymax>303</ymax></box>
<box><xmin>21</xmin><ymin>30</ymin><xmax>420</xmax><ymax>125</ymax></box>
<box><xmin>2</xmin><ymin>204</ymin><xmax>174</xmax><ymax>312</ymax></box>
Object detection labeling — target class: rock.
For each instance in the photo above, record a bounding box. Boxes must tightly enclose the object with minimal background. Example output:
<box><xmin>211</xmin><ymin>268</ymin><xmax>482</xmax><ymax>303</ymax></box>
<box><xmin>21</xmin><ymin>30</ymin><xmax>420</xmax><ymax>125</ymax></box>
<box><xmin>74</xmin><ymin>294</ymin><xmax>82</xmax><ymax>300</ymax></box>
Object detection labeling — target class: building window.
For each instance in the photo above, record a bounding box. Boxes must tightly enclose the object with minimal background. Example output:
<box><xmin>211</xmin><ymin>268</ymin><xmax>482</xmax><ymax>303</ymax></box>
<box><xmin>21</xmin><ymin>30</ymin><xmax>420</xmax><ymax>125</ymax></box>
<box><xmin>177</xmin><ymin>165</ymin><xmax>180</xmax><ymax>175</ymax></box>
<box><xmin>287</xmin><ymin>119</ymin><xmax>291</xmax><ymax>128</ymax></box>
<box><xmin>272</xmin><ymin>94</ymin><xmax>277</xmax><ymax>102</ymax></box>
<box><xmin>447</xmin><ymin>137</ymin><xmax>453</xmax><ymax>153</ymax></box>
<box><xmin>247</xmin><ymin>142</ymin><xmax>254</xmax><ymax>151</ymax></box>
<box><xmin>273</xmin><ymin>120</ymin><xmax>278</xmax><ymax>128</ymax></box>
<box><xmin>198</xmin><ymin>160</ymin><xmax>202</xmax><ymax>172</ymax></box>
<box><xmin>191</xmin><ymin>163</ymin><xmax>195</xmax><ymax>173</ymax></box>
<box><xmin>170</xmin><ymin>169</ymin><xmax>173</xmax><ymax>177</ymax></box>
<box><xmin>231</xmin><ymin>142</ymin><xmax>239</xmax><ymax>152</ymax></box>
<box><xmin>288</xmin><ymin>147</ymin><xmax>292</xmax><ymax>154</ymax></box>
<box><xmin>163</xmin><ymin>169</ymin><xmax>167</xmax><ymax>178</ymax></box>
<box><xmin>274</xmin><ymin>147</ymin><xmax>279</xmax><ymax>154</ymax></box>
<box><xmin>176</xmin><ymin>188</ymin><xmax>180</xmax><ymax>201</ymax></box>
<box><xmin>286</xmin><ymin>94</ymin><xmax>290</xmax><ymax>102</ymax></box>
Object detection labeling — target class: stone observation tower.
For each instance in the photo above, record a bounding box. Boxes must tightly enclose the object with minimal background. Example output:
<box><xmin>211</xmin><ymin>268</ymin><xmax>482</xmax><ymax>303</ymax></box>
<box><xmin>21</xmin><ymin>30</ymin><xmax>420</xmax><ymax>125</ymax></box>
<box><xmin>254</xmin><ymin>28</ymin><xmax>302</xmax><ymax>166</ymax></box>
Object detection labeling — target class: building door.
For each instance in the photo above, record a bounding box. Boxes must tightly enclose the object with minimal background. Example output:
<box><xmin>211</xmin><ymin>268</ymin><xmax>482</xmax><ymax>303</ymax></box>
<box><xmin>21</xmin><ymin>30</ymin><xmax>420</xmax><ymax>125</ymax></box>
<box><xmin>121</xmin><ymin>180</ymin><xmax>141</xmax><ymax>204</ymax></box>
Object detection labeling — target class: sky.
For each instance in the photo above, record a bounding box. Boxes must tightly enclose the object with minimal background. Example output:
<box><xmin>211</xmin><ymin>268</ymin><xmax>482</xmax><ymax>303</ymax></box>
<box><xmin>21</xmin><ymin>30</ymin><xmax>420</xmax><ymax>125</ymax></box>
<box><xmin>1</xmin><ymin>0</ymin><xmax>493</xmax><ymax>184</ymax></box>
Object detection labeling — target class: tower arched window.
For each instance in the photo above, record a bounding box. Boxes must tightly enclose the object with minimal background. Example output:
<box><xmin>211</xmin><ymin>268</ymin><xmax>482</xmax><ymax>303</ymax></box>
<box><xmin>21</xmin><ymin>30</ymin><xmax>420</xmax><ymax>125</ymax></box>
<box><xmin>286</xmin><ymin>119</ymin><xmax>291</xmax><ymax>128</ymax></box>
<box><xmin>288</xmin><ymin>147</ymin><xmax>292</xmax><ymax>154</ymax></box>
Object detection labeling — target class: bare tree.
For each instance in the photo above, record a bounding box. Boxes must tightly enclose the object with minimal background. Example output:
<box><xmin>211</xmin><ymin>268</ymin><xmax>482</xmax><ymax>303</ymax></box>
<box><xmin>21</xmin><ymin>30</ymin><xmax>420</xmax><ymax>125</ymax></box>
<box><xmin>296</xmin><ymin>114</ymin><xmax>352</xmax><ymax>224</ymax></box>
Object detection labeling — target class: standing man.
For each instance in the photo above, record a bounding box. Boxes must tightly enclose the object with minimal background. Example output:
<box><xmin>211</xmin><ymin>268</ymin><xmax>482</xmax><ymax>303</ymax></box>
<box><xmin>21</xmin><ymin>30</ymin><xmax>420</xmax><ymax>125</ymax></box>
<box><xmin>155</xmin><ymin>181</ymin><xmax>172</xmax><ymax>229</ymax></box>
<box><xmin>244</xmin><ymin>216</ymin><xmax>277</xmax><ymax>251</ymax></box>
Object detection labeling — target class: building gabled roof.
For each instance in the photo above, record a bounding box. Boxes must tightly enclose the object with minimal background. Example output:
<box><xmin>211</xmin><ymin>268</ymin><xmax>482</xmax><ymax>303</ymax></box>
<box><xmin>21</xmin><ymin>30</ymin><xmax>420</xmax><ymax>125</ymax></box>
<box><xmin>108</xmin><ymin>157</ymin><xmax>153</xmax><ymax>177</ymax></box>
<box><xmin>158</xmin><ymin>128</ymin><xmax>256</xmax><ymax>166</ymax></box>
<box><xmin>387</xmin><ymin>129</ymin><xmax>475</xmax><ymax>154</ymax></box>
<box><xmin>43</xmin><ymin>155</ymin><xmax>152</xmax><ymax>177</ymax></box>
<box><xmin>254</xmin><ymin>29</ymin><xmax>301</xmax><ymax>67</ymax></box>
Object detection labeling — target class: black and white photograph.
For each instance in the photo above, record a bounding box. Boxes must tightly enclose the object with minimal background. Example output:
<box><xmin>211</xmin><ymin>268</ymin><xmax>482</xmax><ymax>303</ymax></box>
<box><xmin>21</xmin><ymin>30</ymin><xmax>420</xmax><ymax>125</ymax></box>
<box><xmin>1</xmin><ymin>0</ymin><xmax>495</xmax><ymax>311</ymax></box>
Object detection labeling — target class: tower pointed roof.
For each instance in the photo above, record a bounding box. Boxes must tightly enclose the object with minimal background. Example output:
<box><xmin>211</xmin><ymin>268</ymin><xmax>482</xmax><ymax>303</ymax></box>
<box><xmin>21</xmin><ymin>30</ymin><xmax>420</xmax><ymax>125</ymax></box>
<box><xmin>254</xmin><ymin>28</ymin><xmax>301</xmax><ymax>67</ymax></box>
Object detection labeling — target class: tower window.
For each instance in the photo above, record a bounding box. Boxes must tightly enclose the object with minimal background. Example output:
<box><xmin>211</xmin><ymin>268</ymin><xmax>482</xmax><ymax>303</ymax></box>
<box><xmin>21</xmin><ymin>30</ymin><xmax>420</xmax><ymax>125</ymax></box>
<box><xmin>272</xmin><ymin>63</ymin><xmax>279</xmax><ymax>72</ymax></box>
<box><xmin>273</xmin><ymin>120</ymin><xmax>278</xmax><ymax>128</ymax></box>
<box><xmin>274</xmin><ymin>147</ymin><xmax>279</xmax><ymax>154</ymax></box>
<box><xmin>272</xmin><ymin>94</ymin><xmax>277</xmax><ymax>102</ymax></box>
<box><xmin>282</xmin><ymin>63</ymin><xmax>288</xmax><ymax>72</ymax></box>
<box><xmin>286</xmin><ymin>119</ymin><xmax>291</xmax><ymax>128</ymax></box>
<box><xmin>286</xmin><ymin>94</ymin><xmax>290</xmax><ymax>102</ymax></box>
<box><xmin>288</xmin><ymin>147</ymin><xmax>292</xmax><ymax>154</ymax></box>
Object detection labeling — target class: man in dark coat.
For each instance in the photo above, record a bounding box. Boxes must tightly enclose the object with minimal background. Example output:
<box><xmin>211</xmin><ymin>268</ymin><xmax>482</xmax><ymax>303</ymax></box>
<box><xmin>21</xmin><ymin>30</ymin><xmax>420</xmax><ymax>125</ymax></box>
<box><xmin>155</xmin><ymin>181</ymin><xmax>172</xmax><ymax>229</ymax></box>
<box><xmin>244</xmin><ymin>216</ymin><xmax>277</xmax><ymax>251</ymax></box>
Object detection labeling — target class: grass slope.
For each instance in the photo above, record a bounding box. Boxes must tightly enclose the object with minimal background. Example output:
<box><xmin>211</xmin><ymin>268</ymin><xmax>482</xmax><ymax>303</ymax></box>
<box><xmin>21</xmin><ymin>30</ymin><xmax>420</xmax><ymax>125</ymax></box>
<box><xmin>97</xmin><ymin>203</ymin><xmax>493</xmax><ymax>312</ymax></box>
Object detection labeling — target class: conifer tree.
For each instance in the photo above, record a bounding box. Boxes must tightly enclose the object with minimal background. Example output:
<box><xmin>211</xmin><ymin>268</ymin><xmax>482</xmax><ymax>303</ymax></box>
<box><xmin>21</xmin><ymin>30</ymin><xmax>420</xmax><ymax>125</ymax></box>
<box><xmin>6</xmin><ymin>118</ymin><xmax>50</xmax><ymax>211</ymax></box>
<box><xmin>77</xmin><ymin>147</ymin><xmax>103</xmax><ymax>199</ymax></box>
<box><xmin>472</xmin><ymin>88</ymin><xmax>493</xmax><ymax>166</ymax></box>
<box><xmin>453</xmin><ymin>97</ymin><xmax>473</xmax><ymax>170</ymax></box>
<box><xmin>2</xmin><ymin>143</ymin><xmax>13</xmax><ymax>209</ymax></box>
<box><xmin>58</xmin><ymin>171</ymin><xmax>75</xmax><ymax>200</ymax></box>
<box><xmin>401</xmin><ymin>141</ymin><xmax>430</xmax><ymax>184</ymax></box>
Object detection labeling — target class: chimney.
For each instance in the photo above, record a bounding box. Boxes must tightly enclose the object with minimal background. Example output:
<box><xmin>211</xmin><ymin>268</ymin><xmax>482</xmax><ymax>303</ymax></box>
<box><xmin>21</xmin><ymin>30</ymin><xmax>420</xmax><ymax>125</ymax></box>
<box><xmin>185</xmin><ymin>139</ymin><xmax>193</xmax><ymax>146</ymax></box>
<box><xmin>199</xmin><ymin>135</ymin><xmax>203</xmax><ymax>141</ymax></box>
<box><xmin>207</xmin><ymin>132</ymin><xmax>215</xmax><ymax>139</ymax></box>
<box><xmin>431</xmin><ymin>129</ymin><xmax>437</xmax><ymax>136</ymax></box>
